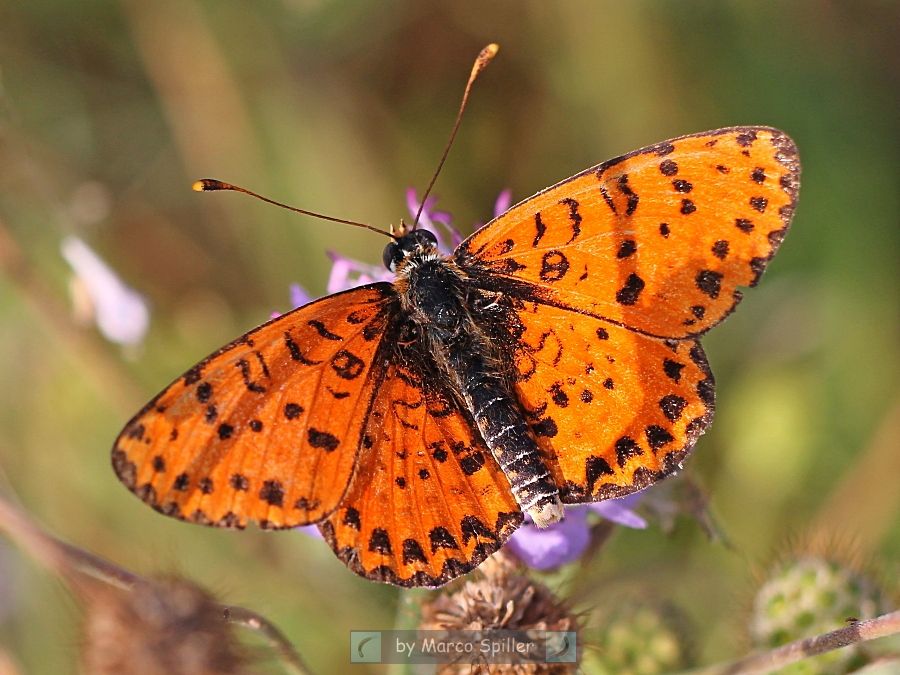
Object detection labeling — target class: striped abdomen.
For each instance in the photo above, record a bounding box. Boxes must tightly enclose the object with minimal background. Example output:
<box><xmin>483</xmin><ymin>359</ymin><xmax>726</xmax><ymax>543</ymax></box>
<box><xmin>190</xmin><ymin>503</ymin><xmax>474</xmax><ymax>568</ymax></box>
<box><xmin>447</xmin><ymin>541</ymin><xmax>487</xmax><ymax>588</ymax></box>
<box><xmin>449</xmin><ymin>348</ymin><xmax>564</xmax><ymax>527</ymax></box>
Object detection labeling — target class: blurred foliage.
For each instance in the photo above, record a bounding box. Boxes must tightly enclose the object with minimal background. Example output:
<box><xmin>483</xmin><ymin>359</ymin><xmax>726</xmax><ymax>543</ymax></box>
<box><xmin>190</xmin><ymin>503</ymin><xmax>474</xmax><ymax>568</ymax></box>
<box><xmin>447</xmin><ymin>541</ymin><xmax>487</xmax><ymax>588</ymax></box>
<box><xmin>0</xmin><ymin>1</ymin><xmax>898</xmax><ymax>672</ymax></box>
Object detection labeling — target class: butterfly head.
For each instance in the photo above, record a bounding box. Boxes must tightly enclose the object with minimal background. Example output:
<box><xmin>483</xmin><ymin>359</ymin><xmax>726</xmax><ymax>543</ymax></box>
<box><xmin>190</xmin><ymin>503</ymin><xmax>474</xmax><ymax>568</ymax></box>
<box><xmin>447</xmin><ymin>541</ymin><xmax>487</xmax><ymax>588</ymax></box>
<box><xmin>382</xmin><ymin>225</ymin><xmax>439</xmax><ymax>273</ymax></box>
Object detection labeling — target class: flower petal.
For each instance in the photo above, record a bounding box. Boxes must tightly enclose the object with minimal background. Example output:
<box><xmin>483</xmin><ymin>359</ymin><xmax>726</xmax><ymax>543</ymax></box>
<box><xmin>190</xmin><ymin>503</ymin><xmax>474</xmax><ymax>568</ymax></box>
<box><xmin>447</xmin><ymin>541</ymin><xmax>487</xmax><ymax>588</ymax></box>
<box><xmin>493</xmin><ymin>189</ymin><xmax>513</xmax><ymax>218</ymax></box>
<box><xmin>507</xmin><ymin>506</ymin><xmax>590</xmax><ymax>570</ymax></box>
<box><xmin>589</xmin><ymin>494</ymin><xmax>647</xmax><ymax>529</ymax></box>
<box><xmin>61</xmin><ymin>236</ymin><xmax>150</xmax><ymax>346</ymax></box>
<box><xmin>289</xmin><ymin>283</ymin><xmax>312</xmax><ymax>309</ymax></box>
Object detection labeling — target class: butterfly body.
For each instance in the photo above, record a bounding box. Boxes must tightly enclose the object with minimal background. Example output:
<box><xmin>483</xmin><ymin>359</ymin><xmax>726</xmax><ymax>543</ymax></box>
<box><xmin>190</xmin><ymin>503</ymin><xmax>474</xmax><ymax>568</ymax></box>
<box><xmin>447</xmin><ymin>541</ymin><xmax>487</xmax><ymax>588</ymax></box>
<box><xmin>113</xmin><ymin>126</ymin><xmax>799</xmax><ymax>587</ymax></box>
<box><xmin>391</xmin><ymin>231</ymin><xmax>565</xmax><ymax>527</ymax></box>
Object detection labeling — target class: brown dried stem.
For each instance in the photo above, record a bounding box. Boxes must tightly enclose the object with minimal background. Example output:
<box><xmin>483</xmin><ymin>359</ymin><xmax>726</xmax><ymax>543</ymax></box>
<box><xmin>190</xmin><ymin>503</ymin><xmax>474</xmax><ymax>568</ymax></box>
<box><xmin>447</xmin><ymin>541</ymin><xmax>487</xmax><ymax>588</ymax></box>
<box><xmin>0</xmin><ymin>493</ymin><xmax>311</xmax><ymax>674</ymax></box>
<box><xmin>690</xmin><ymin>608</ymin><xmax>900</xmax><ymax>675</ymax></box>
<box><xmin>221</xmin><ymin>605</ymin><xmax>312</xmax><ymax>675</ymax></box>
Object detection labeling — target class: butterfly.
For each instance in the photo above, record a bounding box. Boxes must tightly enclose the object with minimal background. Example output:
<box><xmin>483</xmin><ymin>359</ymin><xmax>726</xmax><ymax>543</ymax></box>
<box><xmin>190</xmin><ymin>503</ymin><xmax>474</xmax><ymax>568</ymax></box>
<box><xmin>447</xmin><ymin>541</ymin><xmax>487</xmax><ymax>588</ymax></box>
<box><xmin>111</xmin><ymin>53</ymin><xmax>799</xmax><ymax>588</ymax></box>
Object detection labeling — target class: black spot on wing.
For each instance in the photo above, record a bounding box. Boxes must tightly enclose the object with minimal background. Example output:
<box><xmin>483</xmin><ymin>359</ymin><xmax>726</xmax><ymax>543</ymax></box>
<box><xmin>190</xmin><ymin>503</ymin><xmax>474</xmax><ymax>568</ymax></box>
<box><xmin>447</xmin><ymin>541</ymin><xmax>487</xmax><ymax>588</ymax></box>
<box><xmin>283</xmin><ymin>402</ymin><xmax>303</xmax><ymax>419</ymax></box>
<box><xmin>308</xmin><ymin>428</ymin><xmax>339</xmax><ymax>452</ymax></box>
<box><xmin>659</xmin><ymin>394</ymin><xmax>687</xmax><ymax>421</ymax></box>
<box><xmin>615</xmin><ymin>437</ymin><xmax>643</xmax><ymax>467</ymax></box>
<box><xmin>617</xmin><ymin>239</ymin><xmax>637</xmax><ymax>259</ymax></box>
<box><xmin>645</xmin><ymin>426</ymin><xmax>675</xmax><ymax>451</ymax></box>
<box><xmin>750</xmin><ymin>196</ymin><xmax>768</xmax><ymax>213</ymax></box>
<box><xmin>284</xmin><ymin>331</ymin><xmax>320</xmax><ymax>365</ymax></box>
<box><xmin>459</xmin><ymin>451</ymin><xmax>485</xmax><ymax>476</ymax></box>
<box><xmin>663</xmin><ymin>359</ymin><xmax>685</xmax><ymax>383</ymax></box>
<box><xmin>259</xmin><ymin>480</ymin><xmax>284</xmax><ymax>507</ymax></box>
<box><xmin>307</xmin><ymin>319</ymin><xmax>342</xmax><ymax>341</ymax></box>
<box><xmin>539</xmin><ymin>251</ymin><xmax>569</xmax><ymax>282</ymax></box>
<box><xmin>460</xmin><ymin>515</ymin><xmax>499</xmax><ymax>545</ymax></box>
<box><xmin>368</xmin><ymin>528</ymin><xmax>392</xmax><ymax>554</ymax></box>
<box><xmin>429</xmin><ymin>526</ymin><xmax>460</xmax><ymax>553</ymax></box>
<box><xmin>616</xmin><ymin>273</ymin><xmax>645</xmax><ymax>305</ymax></box>
<box><xmin>343</xmin><ymin>506</ymin><xmax>361</xmax><ymax>530</ymax></box>
<box><xmin>586</xmin><ymin>455</ymin><xmax>614</xmax><ymax>494</ymax></box>
<box><xmin>532</xmin><ymin>212</ymin><xmax>547</xmax><ymax>246</ymax></box>
<box><xmin>402</xmin><ymin>538</ymin><xmax>428</xmax><ymax>565</ymax></box>
<box><xmin>696</xmin><ymin>270</ymin><xmax>723</xmax><ymax>299</ymax></box>
<box><xmin>196</xmin><ymin>382</ymin><xmax>212</xmax><ymax>403</ymax></box>
<box><xmin>559</xmin><ymin>197</ymin><xmax>582</xmax><ymax>243</ymax></box>
<box><xmin>617</xmin><ymin>174</ymin><xmax>639</xmax><ymax>216</ymax></box>
<box><xmin>654</xmin><ymin>141</ymin><xmax>675</xmax><ymax>156</ymax></box>
<box><xmin>331</xmin><ymin>350</ymin><xmax>365</xmax><ymax>380</ymax></box>
<box><xmin>736</xmin><ymin>130</ymin><xmax>758</xmax><ymax>147</ymax></box>
<box><xmin>659</xmin><ymin>159</ymin><xmax>678</xmax><ymax>176</ymax></box>
<box><xmin>531</xmin><ymin>417</ymin><xmax>558</xmax><ymax>437</ymax></box>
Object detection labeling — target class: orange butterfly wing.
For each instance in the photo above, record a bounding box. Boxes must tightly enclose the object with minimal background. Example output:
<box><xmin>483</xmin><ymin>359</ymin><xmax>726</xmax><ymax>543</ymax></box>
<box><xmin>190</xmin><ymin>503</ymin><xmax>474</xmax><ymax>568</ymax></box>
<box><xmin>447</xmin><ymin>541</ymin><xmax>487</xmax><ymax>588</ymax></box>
<box><xmin>459</xmin><ymin>127</ymin><xmax>799</xmax><ymax>339</ymax></box>
<box><xmin>509</xmin><ymin>299</ymin><xmax>713</xmax><ymax>501</ymax></box>
<box><xmin>318</xmin><ymin>361</ymin><xmax>522</xmax><ymax>587</ymax></box>
<box><xmin>456</xmin><ymin>126</ymin><xmax>798</xmax><ymax>501</ymax></box>
<box><xmin>112</xmin><ymin>284</ymin><xmax>394</xmax><ymax>529</ymax></box>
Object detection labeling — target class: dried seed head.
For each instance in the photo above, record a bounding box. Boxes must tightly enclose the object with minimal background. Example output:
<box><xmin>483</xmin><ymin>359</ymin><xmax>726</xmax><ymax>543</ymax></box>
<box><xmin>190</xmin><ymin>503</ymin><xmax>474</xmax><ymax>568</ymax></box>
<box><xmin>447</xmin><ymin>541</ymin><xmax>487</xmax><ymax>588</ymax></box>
<box><xmin>81</xmin><ymin>576</ymin><xmax>249</xmax><ymax>675</ymax></box>
<box><xmin>420</xmin><ymin>552</ymin><xmax>579</xmax><ymax>674</ymax></box>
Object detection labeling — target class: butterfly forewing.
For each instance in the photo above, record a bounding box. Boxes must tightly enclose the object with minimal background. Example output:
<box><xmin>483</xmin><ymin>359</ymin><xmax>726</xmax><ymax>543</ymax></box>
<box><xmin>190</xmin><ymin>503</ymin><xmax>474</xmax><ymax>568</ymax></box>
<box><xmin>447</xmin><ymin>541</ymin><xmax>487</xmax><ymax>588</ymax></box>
<box><xmin>318</xmin><ymin>361</ymin><xmax>522</xmax><ymax>587</ymax></box>
<box><xmin>459</xmin><ymin>127</ymin><xmax>799</xmax><ymax>339</ymax></box>
<box><xmin>510</xmin><ymin>300</ymin><xmax>713</xmax><ymax>502</ymax></box>
<box><xmin>112</xmin><ymin>284</ymin><xmax>394</xmax><ymax>529</ymax></box>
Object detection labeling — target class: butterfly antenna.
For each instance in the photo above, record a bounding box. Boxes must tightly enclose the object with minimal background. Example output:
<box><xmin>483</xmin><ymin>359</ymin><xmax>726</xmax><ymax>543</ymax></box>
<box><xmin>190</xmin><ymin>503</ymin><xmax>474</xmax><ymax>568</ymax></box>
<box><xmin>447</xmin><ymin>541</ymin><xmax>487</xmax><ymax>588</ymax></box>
<box><xmin>192</xmin><ymin>179</ymin><xmax>396</xmax><ymax>239</ymax></box>
<box><xmin>413</xmin><ymin>43</ymin><xmax>499</xmax><ymax>228</ymax></box>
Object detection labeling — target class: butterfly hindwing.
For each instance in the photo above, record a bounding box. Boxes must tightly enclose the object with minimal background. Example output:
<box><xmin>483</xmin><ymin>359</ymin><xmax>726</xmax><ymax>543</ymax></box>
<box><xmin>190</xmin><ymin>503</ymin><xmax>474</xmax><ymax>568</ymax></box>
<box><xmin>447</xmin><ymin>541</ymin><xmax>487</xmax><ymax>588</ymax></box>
<box><xmin>318</xmin><ymin>361</ymin><xmax>522</xmax><ymax>587</ymax></box>
<box><xmin>112</xmin><ymin>284</ymin><xmax>395</xmax><ymax>529</ymax></box>
<box><xmin>458</xmin><ymin>127</ymin><xmax>799</xmax><ymax>339</ymax></box>
<box><xmin>509</xmin><ymin>299</ymin><xmax>714</xmax><ymax>502</ymax></box>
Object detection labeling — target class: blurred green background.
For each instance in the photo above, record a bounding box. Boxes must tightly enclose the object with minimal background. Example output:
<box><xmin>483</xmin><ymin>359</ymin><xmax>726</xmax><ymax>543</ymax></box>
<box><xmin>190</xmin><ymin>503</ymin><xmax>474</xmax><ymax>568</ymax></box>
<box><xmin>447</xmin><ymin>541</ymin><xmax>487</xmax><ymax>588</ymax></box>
<box><xmin>1</xmin><ymin>1</ymin><xmax>898</xmax><ymax>672</ymax></box>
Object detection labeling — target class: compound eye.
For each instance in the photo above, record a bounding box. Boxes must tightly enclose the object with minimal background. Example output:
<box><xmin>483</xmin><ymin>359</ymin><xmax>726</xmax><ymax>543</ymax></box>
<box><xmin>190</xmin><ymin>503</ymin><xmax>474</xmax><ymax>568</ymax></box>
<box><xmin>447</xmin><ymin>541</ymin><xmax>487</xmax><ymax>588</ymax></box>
<box><xmin>414</xmin><ymin>229</ymin><xmax>438</xmax><ymax>248</ymax></box>
<box><xmin>382</xmin><ymin>242</ymin><xmax>401</xmax><ymax>271</ymax></box>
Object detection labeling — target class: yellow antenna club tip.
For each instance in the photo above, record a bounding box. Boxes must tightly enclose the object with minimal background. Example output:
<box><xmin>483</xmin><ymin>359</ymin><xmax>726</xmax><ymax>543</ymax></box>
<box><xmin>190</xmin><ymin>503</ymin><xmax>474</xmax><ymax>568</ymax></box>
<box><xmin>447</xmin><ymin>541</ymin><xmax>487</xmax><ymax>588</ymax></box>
<box><xmin>192</xmin><ymin>179</ymin><xmax>223</xmax><ymax>192</ymax></box>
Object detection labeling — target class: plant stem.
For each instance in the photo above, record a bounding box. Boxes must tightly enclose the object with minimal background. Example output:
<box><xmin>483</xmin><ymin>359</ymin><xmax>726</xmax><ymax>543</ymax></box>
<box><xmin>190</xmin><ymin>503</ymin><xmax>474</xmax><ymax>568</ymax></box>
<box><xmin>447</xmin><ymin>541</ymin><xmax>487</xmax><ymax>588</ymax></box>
<box><xmin>689</xmin><ymin>609</ymin><xmax>900</xmax><ymax>675</ymax></box>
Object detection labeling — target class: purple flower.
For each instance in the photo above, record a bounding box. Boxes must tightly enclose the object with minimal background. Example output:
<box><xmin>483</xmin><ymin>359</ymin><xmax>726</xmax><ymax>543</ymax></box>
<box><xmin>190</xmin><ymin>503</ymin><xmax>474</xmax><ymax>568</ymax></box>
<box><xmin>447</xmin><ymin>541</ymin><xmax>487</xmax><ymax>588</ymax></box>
<box><xmin>289</xmin><ymin>283</ymin><xmax>312</xmax><ymax>309</ymax></box>
<box><xmin>324</xmin><ymin>250</ymin><xmax>393</xmax><ymax>295</ymax></box>
<box><xmin>60</xmin><ymin>236</ymin><xmax>150</xmax><ymax>346</ymax></box>
<box><xmin>473</xmin><ymin>188</ymin><xmax>513</xmax><ymax>230</ymax></box>
<box><xmin>296</xmin><ymin>525</ymin><xmax>322</xmax><ymax>540</ymax></box>
<box><xmin>507</xmin><ymin>495</ymin><xmax>647</xmax><ymax>570</ymax></box>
